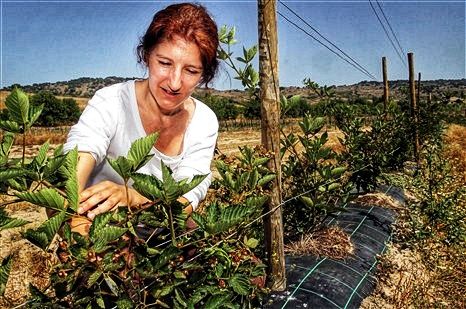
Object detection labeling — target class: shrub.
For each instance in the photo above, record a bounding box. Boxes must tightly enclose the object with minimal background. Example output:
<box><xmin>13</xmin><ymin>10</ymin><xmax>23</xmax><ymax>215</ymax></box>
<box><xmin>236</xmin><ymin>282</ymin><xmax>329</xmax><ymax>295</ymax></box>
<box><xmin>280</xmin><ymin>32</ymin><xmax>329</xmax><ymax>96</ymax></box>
<box><xmin>30</xmin><ymin>91</ymin><xmax>81</xmax><ymax>126</ymax></box>
<box><xmin>0</xmin><ymin>88</ymin><xmax>271</xmax><ymax>307</ymax></box>
<box><xmin>280</xmin><ymin>99</ymin><xmax>352</xmax><ymax>238</ymax></box>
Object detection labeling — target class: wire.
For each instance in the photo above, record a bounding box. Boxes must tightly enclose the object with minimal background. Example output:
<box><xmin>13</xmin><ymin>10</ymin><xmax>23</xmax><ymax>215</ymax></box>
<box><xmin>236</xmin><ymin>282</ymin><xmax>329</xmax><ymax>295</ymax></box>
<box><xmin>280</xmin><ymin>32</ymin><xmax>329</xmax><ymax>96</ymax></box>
<box><xmin>278</xmin><ymin>0</ymin><xmax>378</xmax><ymax>81</ymax></box>
<box><xmin>369</xmin><ymin>0</ymin><xmax>407</xmax><ymax>67</ymax></box>
<box><xmin>375</xmin><ymin>0</ymin><xmax>406</xmax><ymax>58</ymax></box>
<box><xmin>278</xmin><ymin>11</ymin><xmax>377</xmax><ymax>81</ymax></box>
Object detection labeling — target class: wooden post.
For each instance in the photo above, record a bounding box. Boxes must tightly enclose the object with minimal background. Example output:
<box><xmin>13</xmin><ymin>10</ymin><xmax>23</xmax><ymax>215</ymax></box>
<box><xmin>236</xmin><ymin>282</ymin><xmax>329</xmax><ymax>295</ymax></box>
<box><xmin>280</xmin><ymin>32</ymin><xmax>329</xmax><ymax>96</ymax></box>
<box><xmin>382</xmin><ymin>57</ymin><xmax>389</xmax><ymax>113</ymax></box>
<box><xmin>408</xmin><ymin>53</ymin><xmax>420</xmax><ymax>163</ymax></box>
<box><xmin>417</xmin><ymin>72</ymin><xmax>421</xmax><ymax>106</ymax></box>
<box><xmin>258</xmin><ymin>0</ymin><xmax>286</xmax><ymax>291</ymax></box>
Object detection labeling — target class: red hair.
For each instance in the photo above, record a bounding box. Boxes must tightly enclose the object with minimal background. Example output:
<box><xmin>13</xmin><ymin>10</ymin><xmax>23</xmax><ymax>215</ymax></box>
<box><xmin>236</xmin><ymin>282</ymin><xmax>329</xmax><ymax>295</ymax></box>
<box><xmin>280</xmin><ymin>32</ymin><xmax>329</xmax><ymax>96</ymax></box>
<box><xmin>137</xmin><ymin>3</ymin><xmax>219</xmax><ymax>85</ymax></box>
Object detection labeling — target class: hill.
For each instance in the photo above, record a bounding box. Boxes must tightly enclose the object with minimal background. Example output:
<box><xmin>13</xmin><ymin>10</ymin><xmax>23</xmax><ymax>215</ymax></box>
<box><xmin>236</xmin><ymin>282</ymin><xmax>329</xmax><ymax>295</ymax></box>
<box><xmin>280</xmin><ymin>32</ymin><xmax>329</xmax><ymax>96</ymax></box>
<box><xmin>2</xmin><ymin>77</ymin><xmax>465</xmax><ymax>104</ymax></box>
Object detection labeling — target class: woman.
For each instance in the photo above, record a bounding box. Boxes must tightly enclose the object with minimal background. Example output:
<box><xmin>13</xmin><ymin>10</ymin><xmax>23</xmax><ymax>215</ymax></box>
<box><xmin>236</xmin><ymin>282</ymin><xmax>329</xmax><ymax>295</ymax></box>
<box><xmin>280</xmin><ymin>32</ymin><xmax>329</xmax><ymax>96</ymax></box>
<box><xmin>64</xmin><ymin>3</ymin><xmax>219</xmax><ymax>233</ymax></box>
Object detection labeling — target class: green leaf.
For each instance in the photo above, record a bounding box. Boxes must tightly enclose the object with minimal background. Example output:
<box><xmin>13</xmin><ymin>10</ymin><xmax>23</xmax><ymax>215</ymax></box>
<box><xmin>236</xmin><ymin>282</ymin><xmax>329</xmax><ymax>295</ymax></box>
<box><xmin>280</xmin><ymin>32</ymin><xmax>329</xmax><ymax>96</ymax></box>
<box><xmin>0</xmin><ymin>209</ymin><xmax>29</xmax><ymax>231</ymax></box>
<box><xmin>300</xmin><ymin>196</ymin><xmax>314</xmax><ymax>208</ymax></box>
<box><xmin>0</xmin><ymin>168</ymin><xmax>25</xmax><ymax>182</ymax></box>
<box><xmin>181</xmin><ymin>174</ymin><xmax>208</xmax><ymax>195</ymax></box>
<box><xmin>93</xmin><ymin>226</ymin><xmax>127</xmax><ymax>253</ymax></box>
<box><xmin>87</xmin><ymin>270</ymin><xmax>103</xmax><ymax>287</ymax></box>
<box><xmin>116</xmin><ymin>298</ymin><xmax>134</xmax><ymax>309</ymax></box>
<box><xmin>31</xmin><ymin>141</ymin><xmax>50</xmax><ymax>170</ymax></box>
<box><xmin>228</xmin><ymin>273</ymin><xmax>250</xmax><ymax>295</ymax></box>
<box><xmin>27</xmin><ymin>104</ymin><xmax>43</xmax><ymax>128</ymax></box>
<box><xmin>331</xmin><ymin>166</ymin><xmax>347</xmax><ymax>177</ymax></box>
<box><xmin>107</xmin><ymin>156</ymin><xmax>132</xmax><ymax>180</ymax></box>
<box><xmin>64</xmin><ymin>148</ymin><xmax>79</xmax><ymax>211</ymax></box>
<box><xmin>104</xmin><ymin>275</ymin><xmax>119</xmax><ymax>296</ymax></box>
<box><xmin>131</xmin><ymin>173</ymin><xmax>163</xmax><ymax>201</ymax></box>
<box><xmin>16</xmin><ymin>188</ymin><xmax>65</xmax><ymax>211</ymax></box>
<box><xmin>257</xmin><ymin>174</ymin><xmax>276</xmax><ymax>187</ymax></box>
<box><xmin>151</xmin><ymin>246</ymin><xmax>181</xmax><ymax>271</ymax></box>
<box><xmin>204</xmin><ymin>294</ymin><xmax>232</xmax><ymax>309</ymax></box>
<box><xmin>23</xmin><ymin>229</ymin><xmax>48</xmax><ymax>249</ymax></box>
<box><xmin>41</xmin><ymin>210</ymin><xmax>66</xmax><ymax>241</ymax></box>
<box><xmin>0</xmin><ymin>120</ymin><xmax>20</xmax><ymax>133</ymax></box>
<box><xmin>96</xmin><ymin>297</ymin><xmax>105</xmax><ymax>308</ymax></box>
<box><xmin>89</xmin><ymin>212</ymin><xmax>113</xmax><ymax>242</ymax></box>
<box><xmin>175</xmin><ymin>289</ymin><xmax>187</xmax><ymax>308</ymax></box>
<box><xmin>5</xmin><ymin>88</ymin><xmax>29</xmax><ymax>125</ymax></box>
<box><xmin>245</xmin><ymin>237</ymin><xmax>259</xmax><ymax>249</ymax></box>
<box><xmin>127</xmin><ymin>133</ymin><xmax>158</xmax><ymax>171</ymax></box>
<box><xmin>0</xmin><ymin>255</ymin><xmax>13</xmax><ymax>296</ymax></box>
<box><xmin>0</xmin><ymin>132</ymin><xmax>15</xmax><ymax>160</ymax></box>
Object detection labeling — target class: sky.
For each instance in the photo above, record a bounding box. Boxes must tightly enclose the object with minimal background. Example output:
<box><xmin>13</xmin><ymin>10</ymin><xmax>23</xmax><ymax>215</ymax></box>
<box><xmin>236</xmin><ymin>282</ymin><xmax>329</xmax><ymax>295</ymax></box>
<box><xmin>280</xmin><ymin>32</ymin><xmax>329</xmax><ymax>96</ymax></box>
<box><xmin>1</xmin><ymin>0</ymin><xmax>464</xmax><ymax>90</ymax></box>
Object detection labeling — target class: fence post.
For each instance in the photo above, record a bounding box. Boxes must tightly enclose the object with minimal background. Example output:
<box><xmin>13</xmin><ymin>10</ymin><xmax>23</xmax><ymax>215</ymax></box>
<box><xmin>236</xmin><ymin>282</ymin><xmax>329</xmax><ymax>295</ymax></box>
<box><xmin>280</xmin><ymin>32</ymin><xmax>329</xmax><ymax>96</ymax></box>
<box><xmin>408</xmin><ymin>52</ymin><xmax>420</xmax><ymax>164</ymax></box>
<box><xmin>382</xmin><ymin>57</ymin><xmax>389</xmax><ymax>113</ymax></box>
<box><xmin>258</xmin><ymin>0</ymin><xmax>286</xmax><ymax>291</ymax></box>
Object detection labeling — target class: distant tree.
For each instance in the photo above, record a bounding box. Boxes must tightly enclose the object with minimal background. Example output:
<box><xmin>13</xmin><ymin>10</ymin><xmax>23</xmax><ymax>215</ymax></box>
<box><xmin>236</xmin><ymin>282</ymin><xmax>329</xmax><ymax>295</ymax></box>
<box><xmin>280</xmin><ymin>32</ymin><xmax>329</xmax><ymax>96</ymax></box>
<box><xmin>243</xmin><ymin>99</ymin><xmax>261</xmax><ymax>119</ymax></box>
<box><xmin>30</xmin><ymin>91</ymin><xmax>81</xmax><ymax>126</ymax></box>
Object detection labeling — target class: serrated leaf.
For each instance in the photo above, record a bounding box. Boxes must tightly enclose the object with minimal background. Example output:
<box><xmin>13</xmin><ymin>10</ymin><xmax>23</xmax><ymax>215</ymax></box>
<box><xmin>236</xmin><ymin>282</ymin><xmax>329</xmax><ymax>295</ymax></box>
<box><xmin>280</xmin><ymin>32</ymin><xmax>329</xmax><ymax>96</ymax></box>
<box><xmin>0</xmin><ymin>132</ymin><xmax>15</xmax><ymax>159</ymax></box>
<box><xmin>23</xmin><ymin>229</ymin><xmax>49</xmax><ymax>249</ymax></box>
<box><xmin>27</xmin><ymin>104</ymin><xmax>43</xmax><ymax>128</ymax></box>
<box><xmin>0</xmin><ymin>120</ymin><xmax>20</xmax><ymax>133</ymax></box>
<box><xmin>32</xmin><ymin>141</ymin><xmax>50</xmax><ymax>169</ymax></box>
<box><xmin>151</xmin><ymin>246</ymin><xmax>181</xmax><ymax>271</ymax></box>
<box><xmin>0</xmin><ymin>168</ymin><xmax>25</xmax><ymax>182</ymax></box>
<box><xmin>107</xmin><ymin>156</ymin><xmax>132</xmax><ymax>180</ymax></box>
<box><xmin>16</xmin><ymin>188</ymin><xmax>65</xmax><ymax>211</ymax></box>
<box><xmin>89</xmin><ymin>212</ymin><xmax>113</xmax><ymax>242</ymax></box>
<box><xmin>131</xmin><ymin>173</ymin><xmax>163</xmax><ymax>201</ymax></box>
<box><xmin>204</xmin><ymin>294</ymin><xmax>231</xmax><ymax>309</ymax></box>
<box><xmin>104</xmin><ymin>275</ymin><xmax>119</xmax><ymax>296</ymax></box>
<box><xmin>229</xmin><ymin>273</ymin><xmax>250</xmax><ymax>295</ymax></box>
<box><xmin>64</xmin><ymin>148</ymin><xmax>79</xmax><ymax>211</ymax></box>
<box><xmin>41</xmin><ymin>211</ymin><xmax>66</xmax><ymax>241</ymax></box>
<box><xmin>5</xmin><ymin>88</ymin><xmax>29</xmax><ymax>125</ymax></box>
<box><xmin>181</xmin><ymin>174</ymin><xmax>208</xmax><ymax>195</ymax></box>
<box><xmin>0</xmin><ymin>209</ymin><xmax>29</xmax><ymax>231</ymax></box>
<box><xmin>93</xmin><ymin>226</ymin><xmax>127</xmax><ymax>253</ymax></box>
<box><xmin>127</xmin><ymin>133</ymin><xmax>158</xmax><ymax>171</ymax></box>
<box><xmin>0</xmin><ymin>255</ymin><xmax>12</xmax><ymax>296</ymax></box>
<box><xmin>87</xmin><ymin>270</ymin><xmax>102</xmax><ymax>287</ymax></box>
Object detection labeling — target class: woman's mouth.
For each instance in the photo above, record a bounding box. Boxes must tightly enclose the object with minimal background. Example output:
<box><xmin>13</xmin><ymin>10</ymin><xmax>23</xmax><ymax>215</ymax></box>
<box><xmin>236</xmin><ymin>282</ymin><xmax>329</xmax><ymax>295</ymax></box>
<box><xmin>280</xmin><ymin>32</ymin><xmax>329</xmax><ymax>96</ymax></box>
<box><xmin>162</xmin><ymin>87</ymin><xmax>180</xmax><ymax>97</ymax></box>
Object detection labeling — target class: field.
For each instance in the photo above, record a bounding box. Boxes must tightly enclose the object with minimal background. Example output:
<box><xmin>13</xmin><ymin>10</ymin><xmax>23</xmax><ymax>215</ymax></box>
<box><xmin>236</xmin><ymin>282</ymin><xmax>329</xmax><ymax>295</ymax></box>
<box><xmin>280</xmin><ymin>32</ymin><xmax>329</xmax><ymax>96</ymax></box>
<box><xmin>0</xmin><ymin>86</ymin><xmax>465</xmax><ymax>308</ymax></box>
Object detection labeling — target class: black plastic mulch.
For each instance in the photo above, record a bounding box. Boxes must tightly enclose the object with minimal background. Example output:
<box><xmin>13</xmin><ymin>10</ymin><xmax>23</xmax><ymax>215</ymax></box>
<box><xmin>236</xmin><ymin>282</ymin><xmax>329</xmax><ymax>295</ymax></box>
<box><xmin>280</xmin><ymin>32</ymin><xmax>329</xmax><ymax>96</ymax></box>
<box><xmin>263</xmin><ymin>186</ymin><xmax>403</xmax><ymax>309</ymax></box>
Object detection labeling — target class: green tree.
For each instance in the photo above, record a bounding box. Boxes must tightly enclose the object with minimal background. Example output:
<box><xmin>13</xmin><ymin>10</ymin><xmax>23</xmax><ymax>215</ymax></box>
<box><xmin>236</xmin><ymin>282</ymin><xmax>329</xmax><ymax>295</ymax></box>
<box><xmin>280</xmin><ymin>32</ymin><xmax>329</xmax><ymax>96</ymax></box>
<box><xmin>30</xmin><ymin>91</ymin><xmax>81</xmax><ymax>126</ymax></box>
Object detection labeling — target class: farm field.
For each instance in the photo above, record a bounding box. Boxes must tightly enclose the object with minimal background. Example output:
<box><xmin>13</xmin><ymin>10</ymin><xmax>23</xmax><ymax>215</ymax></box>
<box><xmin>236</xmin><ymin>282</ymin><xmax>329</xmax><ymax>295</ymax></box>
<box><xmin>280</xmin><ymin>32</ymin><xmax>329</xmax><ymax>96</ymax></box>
<box><xmin>1</xmin><ymin>122</ymin><xmax>465</xmax><ymax>308</ymax></box>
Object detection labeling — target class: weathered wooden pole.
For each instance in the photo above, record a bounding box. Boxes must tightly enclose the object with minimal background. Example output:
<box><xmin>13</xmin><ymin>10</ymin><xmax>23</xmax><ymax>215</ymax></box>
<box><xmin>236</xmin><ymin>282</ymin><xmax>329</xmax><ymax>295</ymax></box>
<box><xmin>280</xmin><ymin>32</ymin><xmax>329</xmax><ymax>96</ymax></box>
<box><xmin>408</xmin><ymin>53</ymin><xmax>420</xmax><ymax>163</ymax></box>
<box><xmin>382</xmin><ymin>57</ymin><xmax>389</xmax><ymax>113</ymax></box>
<box><xmin>417</xmin><ymin>72</ymin><xmax>421</xmax><ymax>106</ymax></box>
<box><xmin>258</xmin><ymin>0</ymin><xmax>286</xmax><ymax>291</ymax></box>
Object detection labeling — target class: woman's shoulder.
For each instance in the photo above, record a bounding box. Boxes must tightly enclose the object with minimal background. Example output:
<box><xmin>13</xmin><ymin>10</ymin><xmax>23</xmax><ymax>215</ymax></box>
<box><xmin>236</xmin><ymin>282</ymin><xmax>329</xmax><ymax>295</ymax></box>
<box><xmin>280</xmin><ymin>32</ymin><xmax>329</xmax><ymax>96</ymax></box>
<box><xmin>191</xmin><ymin>97</ymin><xmax>218</xmax><ymax>128</ymax></box>
<box><xmin>91</xmin><ymin>80</ymin><xmax>134</xmax><ymax>103</ymax></box>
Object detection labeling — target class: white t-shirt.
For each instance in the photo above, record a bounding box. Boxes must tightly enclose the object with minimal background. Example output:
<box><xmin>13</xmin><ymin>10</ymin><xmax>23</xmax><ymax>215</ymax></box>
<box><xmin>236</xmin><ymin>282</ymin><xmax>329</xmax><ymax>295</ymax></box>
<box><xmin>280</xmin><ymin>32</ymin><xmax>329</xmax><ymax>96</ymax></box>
<box><xmin>64</xmin><ymin>80</ymin><xmax>218</xmax><ymax>209</ymax></box>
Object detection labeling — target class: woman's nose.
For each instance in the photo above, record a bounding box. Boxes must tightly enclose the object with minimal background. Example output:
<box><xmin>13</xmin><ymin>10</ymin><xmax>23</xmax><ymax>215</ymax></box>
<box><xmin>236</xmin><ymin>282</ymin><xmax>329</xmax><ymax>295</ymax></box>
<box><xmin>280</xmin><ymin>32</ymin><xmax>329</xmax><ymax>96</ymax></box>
<box><xmin>168</xmin><ymin>68</ymin><xmax>182</xmax><ymax>92</ymax></box>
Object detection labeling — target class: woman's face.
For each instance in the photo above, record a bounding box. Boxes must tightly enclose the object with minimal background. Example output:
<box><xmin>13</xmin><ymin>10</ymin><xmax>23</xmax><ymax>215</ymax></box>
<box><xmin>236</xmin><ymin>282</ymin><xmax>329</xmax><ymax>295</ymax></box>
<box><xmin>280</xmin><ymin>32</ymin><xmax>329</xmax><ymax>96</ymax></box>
<box><xmin>147</xmin><ymin>36</ymin><xmax>203</xmax><ymax>113</ymax></box>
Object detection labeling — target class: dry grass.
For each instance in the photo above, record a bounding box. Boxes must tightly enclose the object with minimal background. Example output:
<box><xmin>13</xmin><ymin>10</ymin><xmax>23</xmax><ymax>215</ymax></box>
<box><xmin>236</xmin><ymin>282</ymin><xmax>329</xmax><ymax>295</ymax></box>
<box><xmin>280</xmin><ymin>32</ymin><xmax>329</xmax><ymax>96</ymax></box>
<box><xmin>284</xmin><ymin>227</ymin><xmax>353</xmax><ymax>259</ymax></box>
<box><xmin>354</xmin><ymin>192</ymin><xmax>404</xmax><ymax>210</ymax></box>
<box><xmin>444</xmin><ymin>124</ymin><xmax>466</xmax><ymax>182</ymax></box>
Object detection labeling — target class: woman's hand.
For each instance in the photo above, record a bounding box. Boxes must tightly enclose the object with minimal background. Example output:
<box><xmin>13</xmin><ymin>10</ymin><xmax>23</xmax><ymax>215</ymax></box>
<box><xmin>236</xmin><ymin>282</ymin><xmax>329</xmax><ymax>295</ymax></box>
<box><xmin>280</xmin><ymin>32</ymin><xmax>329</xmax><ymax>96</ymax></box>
<box><xmin>78</xmin><ymin>181</ymin><xmax>131</xmax><ymax>220</ymax></box>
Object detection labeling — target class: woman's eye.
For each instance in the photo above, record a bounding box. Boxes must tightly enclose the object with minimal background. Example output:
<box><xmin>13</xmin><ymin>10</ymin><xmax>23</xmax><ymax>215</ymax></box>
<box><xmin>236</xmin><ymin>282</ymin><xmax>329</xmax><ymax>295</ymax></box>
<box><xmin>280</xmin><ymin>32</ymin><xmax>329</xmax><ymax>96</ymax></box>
<box><xmin>186</xmin><ymin>69</ymin><xmax>201</xmax><ymax>75</ymax></box>
<box><xmin>158</xmin><ymin>61</ymin><xmax>170</xmax><ymax>66</ymax></box>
